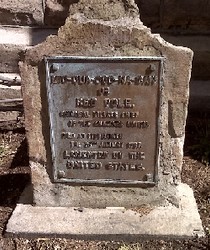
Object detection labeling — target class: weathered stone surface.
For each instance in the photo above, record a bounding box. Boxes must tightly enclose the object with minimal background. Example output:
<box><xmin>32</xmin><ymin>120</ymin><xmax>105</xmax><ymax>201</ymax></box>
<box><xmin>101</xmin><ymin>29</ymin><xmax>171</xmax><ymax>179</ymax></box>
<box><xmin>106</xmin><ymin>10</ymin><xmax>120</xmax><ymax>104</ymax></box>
<box><xmin>0</xmin><ymin>0</ymin><xmax>44</xmax><ymax>26</ymax></box>
<box><xmin>44</xmin><ymin>0</ymin><xmax>210</xmax><ymax>32</ymax></box>
<box><xmin>6</xmin><ymin>184</ymin><xmax>204</xmax><ymax>239</ymax></box>
<box><xmin>168</xmin><ymin>101</ymin><xmax>188</xmax><ymax>138</ymax></box>
<box><xmin>30</xmin><ymin>161</ymin><xmax>164</xmax><ymax>208</ymax></box>
<box><xmin>69</xmin><ymin>0</ymin><xmax>139</xmax><ymax>21</ymax></box>
<box><xmin>45</xmin><ymin>0</ymin><xmax>139</xmax><ymax>26</ymax></box>
<box><xmin>162</xmin><ymin>0</ymin><xmax>210</xmax><ymax>31</ymax></box>
<box><xmin>20</xmin><ymin>0</ymin><xmax>193</xmax><ymax>208</ymax></box>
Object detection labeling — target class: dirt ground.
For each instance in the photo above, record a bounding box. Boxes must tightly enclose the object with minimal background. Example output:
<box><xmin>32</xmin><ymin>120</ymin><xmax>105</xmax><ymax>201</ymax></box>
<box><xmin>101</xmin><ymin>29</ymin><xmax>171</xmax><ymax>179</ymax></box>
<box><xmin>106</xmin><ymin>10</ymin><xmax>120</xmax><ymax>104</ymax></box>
<box><xmin>0</xmin><ymin>125</ymin><xmax>209</xmax><ymax>249</ymax></box>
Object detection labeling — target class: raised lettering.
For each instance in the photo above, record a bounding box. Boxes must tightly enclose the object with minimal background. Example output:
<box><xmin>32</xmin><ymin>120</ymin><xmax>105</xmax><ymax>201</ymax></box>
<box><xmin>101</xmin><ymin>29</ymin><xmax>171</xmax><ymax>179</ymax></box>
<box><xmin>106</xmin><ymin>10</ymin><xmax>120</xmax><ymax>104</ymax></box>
<box><xmin>75</xmin><ymin>97</ymin><xmax>97</xmax><ymax>108</ymax></box>
<box><xmin>92</xmin><ymin>111</ymin><xmax>119</xmax><ymax>118</ymax></box>
<box><xmin>126</xmin><ymin>121</ymin><xmax>149</xmax><ymax>129</ymax></box>
<box><xmin>61</xmin><ymin>132</ymin><xmax>76</xmax><ymax>139</ymax></box>
<box><xmin>104</xmin><ymin>98</ymin><xmax>134</xmax><ymax>109</ymax></box>
<box><xmin>126</xmin><ymin>142</ymin><xmax>142</xmax><ymax>149</ymax></box>
<box><xmin>128</xmin><ymin>152</ymin><xmax>145</xmax><ymax>160</ymax></box>
<box><xmin>86</xmin><ymin>133</ymin><xmax>122</xmax><ymax>140</ymax></box>
<box><xmin>112</xmin><ymin>151</ymin><xmax>123</xmax><ymax>159</ymax></box>
<box><xmin>59</xmin><ymin>110</ymin><xmax>90</xmax><ymax>118</ymax></box>
<box><xmin>63</xmin><ymin>150</ymin><xmax>108</xmax><ymax>159</ymax></box>
<box><xmin>51</xmin><ymin>75</ymin><xmax>158</xmax><ymax>86</ymax></box>
<box><xmin>66</xmin><ymin>161</ymin><xmax>102</xmax><ymax>169</ymax></box>
<box><xmin>93</xmin><ymin>120</ymin><xmax>123</xmax><ymax>128</ymax></box>
<box><xmin>98</xmin><ymin>141</ymin><xmax>123</xmax><ymax>148</ymax></box>
<box><xmin>105</xmin><ymin>162</ymin><xmax>145</xmax><ymax>171</ymax></box>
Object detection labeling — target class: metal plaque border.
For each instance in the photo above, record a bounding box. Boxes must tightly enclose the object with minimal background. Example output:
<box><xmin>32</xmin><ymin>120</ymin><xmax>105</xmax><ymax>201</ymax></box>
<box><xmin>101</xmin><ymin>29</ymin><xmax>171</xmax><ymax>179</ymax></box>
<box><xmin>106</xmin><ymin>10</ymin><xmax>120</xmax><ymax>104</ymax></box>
<box><xmin>45</xmin><ymin>56</ymin><xmax>163</xmax><ymax>186</ymax></box>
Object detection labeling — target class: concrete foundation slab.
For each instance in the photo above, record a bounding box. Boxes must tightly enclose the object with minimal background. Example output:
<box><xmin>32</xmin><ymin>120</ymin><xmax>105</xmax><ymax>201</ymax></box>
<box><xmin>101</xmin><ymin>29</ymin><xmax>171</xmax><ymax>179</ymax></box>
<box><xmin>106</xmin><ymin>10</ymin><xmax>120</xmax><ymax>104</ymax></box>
<box><xmin>6</xmin><ymin>183</ymin><xmax>204</xmax><ymax>240</ymax></box>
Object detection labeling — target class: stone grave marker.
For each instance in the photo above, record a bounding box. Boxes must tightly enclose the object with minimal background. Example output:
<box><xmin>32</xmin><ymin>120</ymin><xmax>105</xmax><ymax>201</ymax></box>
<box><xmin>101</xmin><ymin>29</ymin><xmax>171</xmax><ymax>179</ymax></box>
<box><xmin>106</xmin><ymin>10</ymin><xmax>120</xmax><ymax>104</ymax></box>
<box><xmin>6</xmin><ymin>0</ymin><xmax>204</xmax><ymax>239</ymax></box>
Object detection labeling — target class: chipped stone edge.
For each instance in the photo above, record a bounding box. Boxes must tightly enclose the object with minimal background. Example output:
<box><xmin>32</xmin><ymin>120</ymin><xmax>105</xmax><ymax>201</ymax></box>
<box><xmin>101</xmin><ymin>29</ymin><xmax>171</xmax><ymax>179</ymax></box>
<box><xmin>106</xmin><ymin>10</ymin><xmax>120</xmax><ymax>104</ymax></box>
<box><xmin>5</xmin><ymin>183</ymin><xmax>205</xmax><ymax>240</ymax></box>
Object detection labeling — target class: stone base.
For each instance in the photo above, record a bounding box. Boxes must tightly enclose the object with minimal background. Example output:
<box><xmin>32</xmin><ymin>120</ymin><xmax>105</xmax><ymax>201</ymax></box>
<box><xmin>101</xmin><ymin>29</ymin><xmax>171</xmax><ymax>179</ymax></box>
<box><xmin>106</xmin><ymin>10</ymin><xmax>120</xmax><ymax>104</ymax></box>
<box><xmin>5</xmin><ymin>184</ymin><xmax>204</xmax><ymax>241</ymax></box>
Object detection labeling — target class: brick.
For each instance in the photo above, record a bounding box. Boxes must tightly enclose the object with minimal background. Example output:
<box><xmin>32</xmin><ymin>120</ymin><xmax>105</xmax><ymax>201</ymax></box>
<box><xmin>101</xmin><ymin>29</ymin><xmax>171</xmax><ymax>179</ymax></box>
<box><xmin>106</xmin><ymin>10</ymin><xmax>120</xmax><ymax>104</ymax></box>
<box><xmin>162</xmin><ymin>0</ymin><xmax>210</xmax><ymax>31</ymax></box>
<box><xmin>0</xmin><ymin>0</ymin><xmax>44</xmax><ymax>26</ymax></box>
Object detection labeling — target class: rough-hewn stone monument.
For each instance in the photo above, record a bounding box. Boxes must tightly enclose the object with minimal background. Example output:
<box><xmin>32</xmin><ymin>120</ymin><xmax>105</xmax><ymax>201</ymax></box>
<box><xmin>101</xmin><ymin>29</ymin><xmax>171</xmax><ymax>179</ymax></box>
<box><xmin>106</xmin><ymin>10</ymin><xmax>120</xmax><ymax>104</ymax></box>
<box><xmin>6</xmin><ymin>0</ymin><xmax>204</xmax><ymax>239</ymax></box>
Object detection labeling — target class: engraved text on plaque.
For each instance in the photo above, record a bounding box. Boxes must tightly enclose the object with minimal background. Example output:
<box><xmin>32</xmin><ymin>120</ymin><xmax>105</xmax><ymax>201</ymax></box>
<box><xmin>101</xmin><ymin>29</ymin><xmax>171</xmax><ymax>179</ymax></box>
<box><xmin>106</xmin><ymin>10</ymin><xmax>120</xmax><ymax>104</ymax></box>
<box><xmin>45</xmin><ymin>57</ymin><xmax>162</xmax><ymax>185</ymax></box>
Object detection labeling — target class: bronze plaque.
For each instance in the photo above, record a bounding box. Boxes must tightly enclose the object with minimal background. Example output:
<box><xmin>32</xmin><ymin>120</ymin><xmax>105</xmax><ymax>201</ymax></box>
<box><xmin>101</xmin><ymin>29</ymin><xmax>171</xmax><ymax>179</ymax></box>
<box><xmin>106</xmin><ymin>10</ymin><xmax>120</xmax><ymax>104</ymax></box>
<box><xmin>45</xmin><ymin>57</ymin><xmax>162</xmax><ymax>185</ymax></box>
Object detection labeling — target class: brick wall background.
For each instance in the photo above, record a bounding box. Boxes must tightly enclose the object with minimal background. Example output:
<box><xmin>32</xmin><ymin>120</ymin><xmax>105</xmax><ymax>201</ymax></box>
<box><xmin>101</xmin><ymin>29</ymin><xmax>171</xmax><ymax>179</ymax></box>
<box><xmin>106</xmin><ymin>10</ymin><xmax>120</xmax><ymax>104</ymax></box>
<box><xmin>0</xmin><ymin>0</ymin><xmax>210</xmax><ymax>124</ymax></box>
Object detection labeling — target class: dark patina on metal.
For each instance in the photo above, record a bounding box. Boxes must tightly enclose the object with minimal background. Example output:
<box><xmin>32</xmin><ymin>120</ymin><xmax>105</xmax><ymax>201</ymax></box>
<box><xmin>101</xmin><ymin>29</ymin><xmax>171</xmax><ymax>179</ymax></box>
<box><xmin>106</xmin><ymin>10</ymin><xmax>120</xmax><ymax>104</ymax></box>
<box><xmin>45</xmin><ymin>56</ymin><xmax>163</xmax><ymax>185</ymax></box>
